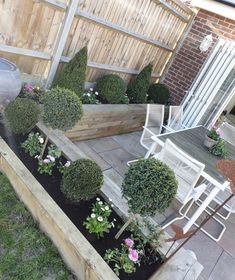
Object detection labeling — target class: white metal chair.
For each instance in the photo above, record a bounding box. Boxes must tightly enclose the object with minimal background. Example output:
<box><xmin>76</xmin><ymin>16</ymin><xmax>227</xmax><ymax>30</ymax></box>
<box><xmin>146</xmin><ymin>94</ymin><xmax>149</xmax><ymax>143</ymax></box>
<box><xmin>162</xmin><ymin>105</ymin><xmax>184</xmax><ymax>133</ymax></box>
<box><xmin>219</xmin><ymin>122</ymin><xmax>235</xmax><ymax>146</ymax></box>
<box><xmin>140</xmin><ymin>104</ymin><xmax>164</xmax><ymax>150</ymax></box>
<box><xmin>153</xmin><ymin>139</ymin><xmax>207</xmax><ymax>231</ymax></box>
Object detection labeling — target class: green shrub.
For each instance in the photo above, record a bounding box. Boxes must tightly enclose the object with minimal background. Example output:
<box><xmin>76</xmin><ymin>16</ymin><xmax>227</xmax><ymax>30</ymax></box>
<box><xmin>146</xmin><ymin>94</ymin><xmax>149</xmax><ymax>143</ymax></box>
<box><xmin>4</xmin><ymin>98</ymin><xmax>41</xmax><ymax>134</ymax></box>
<box><xmin>41</xmin><ymin>87</ymin><xmax>83</xmax><ymax>131</ymax></box>
<box><xmin>122</xmin><ymin>158</ymin><xmax>178</xmax><ymax>216</ymax></box>
<box><xmin>126</xmin><ymin>64</ymin><xmax>153</xmax><ymax>103</ymax></box>
<box><xmin>96</xmin><ymin>74</ymin><xmax>128</xmax><ymax>104</ymax></box>
<box><xmin>147</xmin><ymin>83</ymin><xmax>170</xmax><ymax>104</ymax></box>
<box><xmin>61</xmin><ymin>159</ymin><xmax>104</xmax><ymax>202</ymax></box>
<box><xmin>53</xmin><ymin>46</ymin><xmax>87</xmax><ymax>97</ymax></box>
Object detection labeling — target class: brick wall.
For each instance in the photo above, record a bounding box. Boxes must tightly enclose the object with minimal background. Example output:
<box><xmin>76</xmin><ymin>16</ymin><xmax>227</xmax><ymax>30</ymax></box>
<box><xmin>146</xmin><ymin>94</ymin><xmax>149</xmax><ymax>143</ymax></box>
<box><xmin>163</xmin><ymin>9</ymin><xmax>235</xmax><ymax>105</ymax></box>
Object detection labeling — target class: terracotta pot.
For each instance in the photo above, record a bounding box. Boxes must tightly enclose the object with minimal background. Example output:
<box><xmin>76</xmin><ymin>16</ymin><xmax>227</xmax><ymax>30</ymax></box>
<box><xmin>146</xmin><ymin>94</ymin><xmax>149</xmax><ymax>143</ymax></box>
<box><xmin>203</xmin><ymin>134</ymin><xmax>218</xmax><ymax>149</ymax></box>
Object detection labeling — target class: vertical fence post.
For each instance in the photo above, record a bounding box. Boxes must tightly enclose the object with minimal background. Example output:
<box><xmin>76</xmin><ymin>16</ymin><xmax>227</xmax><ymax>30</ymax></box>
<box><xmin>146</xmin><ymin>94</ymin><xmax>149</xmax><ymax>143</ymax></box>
<box><xmin>45</xmin><ymin>0</ymin><xmax>79</xmax><ymax>88</ymax></box>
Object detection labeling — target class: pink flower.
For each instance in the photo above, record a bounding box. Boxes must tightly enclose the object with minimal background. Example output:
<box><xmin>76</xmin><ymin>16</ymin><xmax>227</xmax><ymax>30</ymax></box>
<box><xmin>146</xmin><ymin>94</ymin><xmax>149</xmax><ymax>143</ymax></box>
<box><xmin>124</xmin><ymin>238</ymin><xmax>134</xmax><ymax>248</ymax></box>
<box><xmin>43</xmin><ymin>158</ymin><xmax>50</xmax><ymax>164</ymax></box>
<box><xmin>47</xmin><ymin>155</ymin><xmax>55</xmax><ymax>162</ymax></box>
<box><xmin>128</xmin><ymin>249</ymin><xmax>138</xmax><ymax>262</ymax></box>
<box><xmin>24</xmin><ymin>84</ymin><xmax>34</xmax><ymax>92</ymax></box>
<box><xmin>216</xmin><ymin>127</ymin><xmax>222</xmax><ymax>136</ymax></box>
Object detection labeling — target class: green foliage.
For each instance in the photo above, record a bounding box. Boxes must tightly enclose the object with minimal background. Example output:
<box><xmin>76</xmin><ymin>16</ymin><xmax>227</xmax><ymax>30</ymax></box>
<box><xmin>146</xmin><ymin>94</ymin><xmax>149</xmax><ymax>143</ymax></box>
<box><xmin>96</xmin><ymin>74</ymin><xmax>128</xmax><ymax>104</ymax></box>
<box><xmin>209</xmin><ymin>139</ymin><xmax>227</xmax><ymax>157</ymax></box>
<box><xmin>83</xmin><ymin>198</ymin><xmax>114</xmax><ymax>239</ymax></box>
<box><xmin>207</xmin><ymin>128</ymin><xmax>220</xmax><ymax>141</ymax></box>
<box><xmin>81</xmin><ymin>88</ymin><xmax>100</xmax><ymax>104</ymax></box>
<box><xmin>122</xmin><ymin>158</ymin><xmax>178</xmax><ymax>216</ymax></box>
<box><xmin>21</xmin><ymin>132</ymin><xmax>44</xmax><ymax>157</ymax></box>
<box><xmin>19</xmin><ymin>83</ymin><xmax>44</xmax><ymax>103</ymax></box>
<box><xmin>126</xmin><ymin>64</ymin><xmax>153</xmax><ymax>103</ymax></box>
<box><xmin>41</xmin><ymin>87</ymin><xmax>83</xmax><ymax>131</ymax></box>
<box><xmin>147</xmin><ymin>83</ymin><xmax>170</xmax><ymax>104</ymax></box>
<box><xmin>4</xmin><ymin>98</ymin><xmax>41</xmax><ymax>135</ymax></box>
<box><xmin>61</xmin><ymin>159</ymin><xmax>103</xmax><ymax>202</ymax></box>
<box><xmin>104</xmin><ymin>241</ymin><xmax>139</xmax><ymax>276</ymax></box>
<box><xmin>0</xmin><ymin>173</ymin><xmax>73</xmax><ymax>279</ymax></box>
<box><xmin>53</xmin><ymin>46</ymin><xmax>87</xmax><ymax>98</ymax></box>
<box><xmin>48</xmin><ymin>144</ymin><xmax>62</xmax><ymax>159</ymax></box>
<box><xmin>57</xmin><ymin>160</ymin><xmax>71</xmax><ymax>174</ymax></box>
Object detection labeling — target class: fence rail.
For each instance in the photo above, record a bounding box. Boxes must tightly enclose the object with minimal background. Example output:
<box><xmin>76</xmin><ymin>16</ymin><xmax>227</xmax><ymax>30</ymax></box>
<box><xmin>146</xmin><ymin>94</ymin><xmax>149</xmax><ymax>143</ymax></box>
<box><xmin>0</xmin><ymin>0</ymin><xmax>194</xmax><ymax>86</ymax></box>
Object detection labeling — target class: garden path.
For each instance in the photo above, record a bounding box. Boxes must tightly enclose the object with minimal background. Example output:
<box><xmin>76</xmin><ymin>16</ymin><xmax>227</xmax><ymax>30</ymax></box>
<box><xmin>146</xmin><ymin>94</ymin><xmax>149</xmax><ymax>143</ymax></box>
<box><xmin>74</xmin><ymin>131</ymin><xmax>235</xmax><ymax>280</ymax></box>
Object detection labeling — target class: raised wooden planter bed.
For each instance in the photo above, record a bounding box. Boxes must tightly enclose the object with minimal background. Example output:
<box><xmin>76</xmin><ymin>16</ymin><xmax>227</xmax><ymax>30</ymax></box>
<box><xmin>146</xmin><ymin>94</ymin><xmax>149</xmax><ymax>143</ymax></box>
<box><xmin>65</xmin><ymin>104</ymin><xmax>146</xmax><ymax>141</ymax></box>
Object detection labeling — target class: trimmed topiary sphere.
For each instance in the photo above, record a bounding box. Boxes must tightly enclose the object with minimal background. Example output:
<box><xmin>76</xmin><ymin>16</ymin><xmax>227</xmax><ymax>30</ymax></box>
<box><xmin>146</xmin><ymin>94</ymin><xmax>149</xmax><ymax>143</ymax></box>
<box><xmin>4</xmin><ymin>98</ymin><xmax>40</xmax><ymax>134</ymax></box>
<box><xmin>126</xmin><ymin>64</ymin><xmax>153</xmax><ymax>103</ymax></box>
<box><xmin>61</xmin><ymin>159</ymin><xmax>104</xmax><ymax>202</ymax></box>
<box><xmin>147</xmin><ymin>83</ymin><xmax>170</xmax><ymax>104</ymax></box>
<box><xmin>41</xmin><ymin>87</ymin><xmax>83</xmax><ymax>131</ymax></box>
<box><xmin>96</xmin><ymin>74</ymin><xmax>128</xmax><ymax>104</ymax></box>
<box><xmin>53</xmin><ymin>46</ymin><xmax>87</xmax><ymax>98</ymax></box>
<box><xmin>122</xmin><ymin>158</ymin><xmax>178</xmax><ymax>216</ymax></box>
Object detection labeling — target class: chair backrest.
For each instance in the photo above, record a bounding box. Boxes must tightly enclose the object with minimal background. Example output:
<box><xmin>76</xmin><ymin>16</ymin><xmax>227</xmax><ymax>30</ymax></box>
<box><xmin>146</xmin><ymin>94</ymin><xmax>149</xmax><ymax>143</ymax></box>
<box><xmin>154</xmin><ymin>139</ymin><xmax>205</xmax><ymax>203</ymax></box>
<box><xmin>219</xmin><ymin>122</ymin><xmax>235</xmax><ymax>146</ymax></box>
<box><xmin>145</xmin><ymin>104</ymin><xmax>164</xmax><ymax>129</ymax></box>
<box><xmin>167</xmin><ymin>105</ymin><xmax>184</xmax><ymax>130</ymax></box>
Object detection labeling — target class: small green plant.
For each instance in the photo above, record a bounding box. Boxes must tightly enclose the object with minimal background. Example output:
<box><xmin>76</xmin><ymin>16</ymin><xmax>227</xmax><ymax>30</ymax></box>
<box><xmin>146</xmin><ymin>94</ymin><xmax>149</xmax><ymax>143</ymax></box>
<box><xmin>83</xmin><ymin>197</ymin><xmax>115</xmax><ymax>238</ymax></box>
<box><xmin>4</xmin><ymin>98</ymin><xmax>41</xmax><ymax>134</ymax></box>
<box><xmin>53</xmin><ymin>46</ymin><xmax>87</xmax><ymax>98</ymax></box>
<box><xmin>21</xmin><ymin>132</ymin><xmax>44</xmax><ymax>157</ymax></box>
<box><xmin>147</xmin><ymin>83</ymin><xmax>170</xmax><ymax>104</ymax></box>
<box><xmin>104</xmin><ymin>239</ymin><xmax>140</xmax><ymax>276</ymax></box>
<box><xmin>126</xmin><ymin>64</ymin><xmax>153</xmax><ymax>103</ymax></box>
<box><xmin>81</xmin><ymin>88</ymin><xmax>100</xmax><ymax>104</ymax></box>
<box><xmin>96</xmin><ymin>74</ymin><xmax>128</xmax><ymax>104</ymax></box>
<box><xmin>209</xmin><ymin>139</ymin><xmax>227</xmax><ymax>157</ymax></box>
<box><xmin>61</xmin><ymin>159</ymin><xmax>103</xmax><ymax>202</ymax></box>
<box><xmin>36</xmin><ymin>155</ymin><xmax>55</xmax><ymax>175</ymax></box>
<box><xmin>19</xmin><ymin>83</ymin><xmax>44</xmax><ymax>103</ymax></box>
<box><xmin>57</xmin><ymin>160</ymin><xmax>71</xmax><ymax>174</ymax></box>
<box><xmin>207</xmin><ymin>127</ymin><xmax>220</xmax><ymax>141</ymax></box>
<box><xmin>48</xmin><ymin>144</ymin><xmax>62</xmax><ymax>159</ymax></box>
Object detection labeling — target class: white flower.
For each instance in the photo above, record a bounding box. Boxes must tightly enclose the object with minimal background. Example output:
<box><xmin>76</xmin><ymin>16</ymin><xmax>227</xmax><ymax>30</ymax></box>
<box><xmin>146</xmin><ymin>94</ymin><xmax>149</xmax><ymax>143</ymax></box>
<box><xmin>91</xmin><ymin>213</ymin><xmax>96</xmax><ymax>218</ymax></box>
<box><xmin>47</xmin><ymin>155</ymin><xmax>55</xmax><ymax>162</ymax></box>
<box><xmin>113</xmin><ymin>218</ymin><xmax>116</xmax><ymax>222</ymax></box>
<box><xmin>101</xmin><ymin>208</ymin><xmax>105</xmax><ymax>211</ymax></box>
<box><xmin>64</xmin><ymin>161</ymin><xmax>71</xmax><ymax>167</ymax></box>
<box><xmin>35</xmin><ymin>155</ymin><xmax>39</xmax><ymax>159</ymax></box>
<box><xmin>105</xmin><ymin>206</ymin><xmax>109</xmax><ymax>211</ymax></box>
<box><xmin>96</xmin><ymin>197</ymin><xmax>100</xmax><ymax>201</ymax></box>
<box><xmin>38</xmin><ymin>137</ymin><xmax>44</xmax><ymax>144</ymax></box>
<box><xmin>98</xmin><ymin>201</ymin><xmax>103</xmax><ymax>205</ymax></box>
<box><xmin>108</xmin><ymin>198</ymin><xmax>112</xmax><ymax>202</ymax></box>
<box><xmin>90</xmin><ymin>88</ymin><xmax>93</xmax><ymax>91</ymax></box>
<box><xmin>95</xmin><ymin>91</ymin><xmax>99</xmax><ymax>95</ymax></box>
<box><xmin>97</xmin><ymin>216</ymin><xmax>103</xmax><ymax>222</ymax></box>
<box><xmin>111</xmin><ymin>204</ymin><xmax>114</xmax><ymax>208</ymax></box>
<box><xmin>43</xmin><ymin>158</ymin><xmax>50</xmax><ymax>164</ymax></box>
<box><xmin>87</xmin><ymin>93</ymin><xmax>91</xmax><ymax>97</ymax></box>
<box><xmin>111</xmin><ymin>222</ymin><xmax>115</xmax><ymax>228</ymax></box>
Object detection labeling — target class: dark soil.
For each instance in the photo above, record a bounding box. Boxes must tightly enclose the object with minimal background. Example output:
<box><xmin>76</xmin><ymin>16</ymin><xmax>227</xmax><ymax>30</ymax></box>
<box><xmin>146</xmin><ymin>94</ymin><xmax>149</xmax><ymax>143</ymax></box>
<box><xmin>0</xmin><ymin>121</ymin><xmax>162</xmax><ymax>280</ymax></box>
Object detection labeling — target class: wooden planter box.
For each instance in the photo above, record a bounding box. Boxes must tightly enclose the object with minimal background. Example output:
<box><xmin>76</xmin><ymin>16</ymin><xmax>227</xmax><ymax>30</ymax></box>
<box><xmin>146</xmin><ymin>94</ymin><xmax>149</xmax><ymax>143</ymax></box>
<box><xmin>65</xmin><ymin>104</ymin><xmax>146</xmax><ymax>141</ymax></box>
<box><xmin>0</xmin><ymin>125</ymin><xmax>203</xmax><ymax>280</ymax></box>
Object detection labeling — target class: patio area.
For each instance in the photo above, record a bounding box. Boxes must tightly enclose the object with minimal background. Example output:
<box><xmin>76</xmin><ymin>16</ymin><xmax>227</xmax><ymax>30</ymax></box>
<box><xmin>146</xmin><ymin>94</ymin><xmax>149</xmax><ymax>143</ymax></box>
<box><xmin>74</xmin><ymin>131</ymin><xmax>235</xmax><ymax>280</ymax></box>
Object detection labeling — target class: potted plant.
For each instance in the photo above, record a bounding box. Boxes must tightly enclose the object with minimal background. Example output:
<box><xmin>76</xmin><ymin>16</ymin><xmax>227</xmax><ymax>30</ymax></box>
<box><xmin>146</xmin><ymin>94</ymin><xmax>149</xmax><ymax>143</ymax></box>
<box><xmin>203</xmin><ymin>127</ymin><xmax>220</xmax><ymax>149</ymax></box>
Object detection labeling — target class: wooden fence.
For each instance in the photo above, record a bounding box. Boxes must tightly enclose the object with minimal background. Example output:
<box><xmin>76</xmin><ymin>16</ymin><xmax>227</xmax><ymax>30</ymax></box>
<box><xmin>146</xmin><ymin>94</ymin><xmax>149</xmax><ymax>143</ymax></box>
<box><xmin>0</xmin><ymin>0</ymin><xmax>195</xmax><ymax>86</ymax></box>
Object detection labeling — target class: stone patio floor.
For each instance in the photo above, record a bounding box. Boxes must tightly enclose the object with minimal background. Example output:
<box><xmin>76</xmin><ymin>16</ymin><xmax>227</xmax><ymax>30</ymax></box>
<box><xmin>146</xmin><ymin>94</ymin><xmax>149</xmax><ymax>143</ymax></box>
<box><xmin>74</xmin><ymin>131</ymin><xmax>235</xmax><ymax>280</ymax></box>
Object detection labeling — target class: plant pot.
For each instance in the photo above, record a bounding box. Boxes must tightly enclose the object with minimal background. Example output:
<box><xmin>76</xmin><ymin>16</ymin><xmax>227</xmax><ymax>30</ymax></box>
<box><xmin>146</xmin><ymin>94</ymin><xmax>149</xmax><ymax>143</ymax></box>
<box><xmin>203</xmin><ymin>134</ymin><xmax>218</xmax><ymax>149</ymax></box>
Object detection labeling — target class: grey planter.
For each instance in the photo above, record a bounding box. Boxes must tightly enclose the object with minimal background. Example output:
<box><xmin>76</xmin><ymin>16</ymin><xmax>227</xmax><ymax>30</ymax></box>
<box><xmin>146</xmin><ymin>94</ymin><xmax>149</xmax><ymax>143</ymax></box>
<box><xmin>0</xmin><ymin>58</ymin><xmax>21</xmax><ymax>111</ymax></box>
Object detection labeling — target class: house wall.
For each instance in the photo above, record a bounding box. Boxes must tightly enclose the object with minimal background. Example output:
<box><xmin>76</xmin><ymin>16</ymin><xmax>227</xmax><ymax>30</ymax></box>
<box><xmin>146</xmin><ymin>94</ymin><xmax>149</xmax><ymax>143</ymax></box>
<box><xmin>162</xmin><ymin>9</ymin><xmax>235</xmax><ymax>105</ymax></box>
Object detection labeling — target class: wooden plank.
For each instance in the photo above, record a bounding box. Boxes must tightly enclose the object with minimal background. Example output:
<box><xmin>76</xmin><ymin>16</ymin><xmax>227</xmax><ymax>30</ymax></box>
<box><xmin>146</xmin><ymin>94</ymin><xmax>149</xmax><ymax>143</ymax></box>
<box><xmin>36</xmin><ymin>0</ymin><xmax>67</xmax><ymax>10</ymax></box>
<box><xmin>46</xmin><ymin>0</ymin><xmax>80</xmax><ymax>87</ymax></box>
<box><xmin>0</xmin><ymin>44</ymin><xmax>51</xmax><ymax>60</ymax></box>
<box><xmin>60</xmin><ymin>56</ymin><xmax>161</xmax><ymax>77</ymax></box>
<box><xmin>158</xmin><ymin>0</ymin><xmax>189</xmax><ymax>22</ymax></box>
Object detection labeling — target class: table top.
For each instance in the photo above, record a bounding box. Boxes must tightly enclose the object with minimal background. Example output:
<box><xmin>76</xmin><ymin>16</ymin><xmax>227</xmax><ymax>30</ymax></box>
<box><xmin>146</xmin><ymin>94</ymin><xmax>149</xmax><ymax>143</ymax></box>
<box><xmin>153</xmin><ymin>126</ymin><xmax>235</xmax><ymax>185</ymax></box>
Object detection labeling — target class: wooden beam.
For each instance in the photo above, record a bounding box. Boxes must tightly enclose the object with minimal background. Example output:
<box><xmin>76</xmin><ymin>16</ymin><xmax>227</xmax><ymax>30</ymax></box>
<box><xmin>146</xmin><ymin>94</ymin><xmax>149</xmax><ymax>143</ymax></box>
<box><xmin>168</xmin><ymin>0</ymin><xmax>194</xmax><ymax>14</ymax></box>
<box><xmin>0</xmin><ymin>44</ymin><xmax>51</xmax><ymax>60</ymax></box>
<box><xmin>61</xmin><ymin>56</ymin><xmax>161</xmax><ymax>78</ymax></box>
<box><xmin>159</xmin><ymin>0</ymin><xmax>190</xmax><ymax>21</ymax></box>
<box><xmin>34</xmin><ymin>0</ymin><xmax>67</xmax><ymax>10</ymax></box>
<box><xmin>45</xmin><ymin>0</ymin><xmax>80</xmax><ymax>88</ymax></box>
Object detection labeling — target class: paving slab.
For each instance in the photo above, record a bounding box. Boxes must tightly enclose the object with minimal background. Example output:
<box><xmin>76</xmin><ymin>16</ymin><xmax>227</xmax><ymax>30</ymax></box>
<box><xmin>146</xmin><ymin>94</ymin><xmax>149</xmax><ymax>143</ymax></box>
<box><xmin>85</xmin><ymin>136</ymin><xmax>121</xmax><ymax>153</ymax></box>
<box><xmin>218</xmin><ymin>219</ymin><xmax>235</xmax><ymax>258</ymax></box>
<box><xmin>208</xmin><ymin>251</ymin><xmax>235</xmax><ymax>280</ymax></box>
